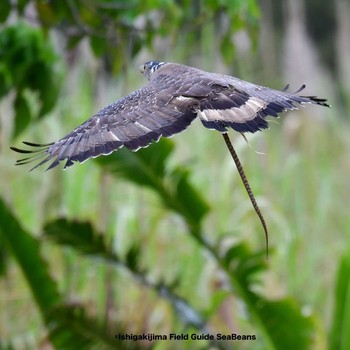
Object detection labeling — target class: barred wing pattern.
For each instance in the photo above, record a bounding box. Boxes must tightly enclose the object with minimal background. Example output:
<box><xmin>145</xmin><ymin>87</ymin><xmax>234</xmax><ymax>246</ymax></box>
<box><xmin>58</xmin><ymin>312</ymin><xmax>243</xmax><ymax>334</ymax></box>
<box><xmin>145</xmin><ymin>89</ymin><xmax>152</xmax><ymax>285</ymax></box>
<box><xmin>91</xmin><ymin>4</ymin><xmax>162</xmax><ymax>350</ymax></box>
<box><xmin>11</xmin><ymin>85</ymin><xmax>199</xmax><ymax>170</ymax></box>
<box><xmin>11</xmin><ymin>62</ymin><xmax>329</xmax><ymax>170</ymax></box>
<box><xmin>197</xmin><ymin>79</ymin><xmax>328</xmax><ymax>133</ymax></box>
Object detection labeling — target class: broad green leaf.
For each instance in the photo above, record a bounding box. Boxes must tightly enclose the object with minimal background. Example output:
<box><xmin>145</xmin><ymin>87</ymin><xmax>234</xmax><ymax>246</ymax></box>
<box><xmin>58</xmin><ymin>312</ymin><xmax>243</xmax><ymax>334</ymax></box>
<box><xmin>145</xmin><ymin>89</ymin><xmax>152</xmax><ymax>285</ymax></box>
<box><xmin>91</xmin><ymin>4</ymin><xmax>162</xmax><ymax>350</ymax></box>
<box><xmin>13</xmin><ymin>92</ymin><xmax>32</xmax><ymax>138</ymax></box>
<box><xmin>255</xmin><ymin>298</ymin><xmax>315</xmax><ymax>350</ymax></box>
<box><xmin>0</xmin><ymin>205</ymin><xmax>142</xmax><ymax>349</ymax></box>
<box><xmin>95</xmin><ymin>142</ymin><xmax>155</xmax><ymax>187</ymax></box>
<box><xmin>90</xmin><ymin>35</ymin><xmax>106</xmax><ymax>57</ymax></box>
<box><xmin>96</xmin><ymin>139</ymin><xmax>174</xmax><ymax>188</ymax></box>
<box><xmin>202</xmin><ymin>289</ymin><xmax>230</xmax><ymax>319</ymax></box>
<box><xmin>43</xmin><ymin>218</ymin><xmax>209</xmax><ymax>334</ymax></box>
<box><xmin>35</xmin><ymin>0</ymin><xmax>61</xmax><ymax>27</ymax></box>
<box><xmin>0</xmin><ymin>23</ymin><xmax>61</xmax><ymax>137</ymax></box>
<box><xmin>0</xmin><ymin>63</ymin><xmax>12</xmax><ymax>97</ymax></box>
<box><xmin>224</xmin><ymin>241</ymin><xmax>252</xmax><ymax>268</ymax></box>
<box><xmin>43</xmin><ymin>219</ymin><xmax>146</xmax><ymax>274</ymax></box>
<box><xmin>0</xmin><ymin>242</ymin><xmax>9</xmax><ymax>277</ymax></box>
<box><xmin>329</xmin><ymin>254</ymin><xmax>350</xmax><ymax>350</ymax></box>
<box><xmin>43</xmin><ymin>218</ymin><xmax>108</xmax><ymax>257</ymax></box>
<box><xmin>48</xmin><ymin>304</ymin><xmax>148</xmax><ymax>350</ymax></box>
<box><xmin>169</xmin><ymin>167</ymin><xmax>210</xmax><ymax>223</ymax></box>
<box><xmin>222</xmin><ymin>241</ymin><xmax>315</xmax><ymax>349</ymax></box>
<box><xmin>0</xmin><ymin>339</ymin><xmax>15</xmax><ymax>350</ymax></box>
<box><xmin>0</xmin><ymin>0</ymin><xmax>11</xmax><ymax>23</ymax></box>
<box><xmin>96</xmin><ymin>139</ymin><xmax>209</xmax><ymax>226</ymax></box>
<box><xmin>125</xmin><ymin>244</ymin><xmax>142</xmax><ymax>272</ymax></box>
<box><xmin>67</xmin><ymin>34</ymin><xmax>84</xmax><ymax>50</ymax></box>
<box><xmin>0</xmin><ymin>197</ymin><xmax>61</xmax><ymax>316</ymax></box>
<box><xmin>17</xmin><ymin>0</ymin><xmax>29</xmax><ymax>14</ymax></box>
<box><xmin>220</xmin><ymin>33</ymin><xmax>236</xmax><ymax>64</ymax></box>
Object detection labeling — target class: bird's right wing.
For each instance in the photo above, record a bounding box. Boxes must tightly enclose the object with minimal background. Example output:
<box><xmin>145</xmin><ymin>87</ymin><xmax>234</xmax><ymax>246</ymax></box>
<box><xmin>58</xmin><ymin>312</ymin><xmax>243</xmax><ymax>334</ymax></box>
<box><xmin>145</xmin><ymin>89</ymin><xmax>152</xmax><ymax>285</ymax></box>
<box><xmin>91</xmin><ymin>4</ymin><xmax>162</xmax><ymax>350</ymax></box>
<box><xmin>10</xmin><ymin>85</ymin><xmax>199</xmax><ymax>170</ymax></box>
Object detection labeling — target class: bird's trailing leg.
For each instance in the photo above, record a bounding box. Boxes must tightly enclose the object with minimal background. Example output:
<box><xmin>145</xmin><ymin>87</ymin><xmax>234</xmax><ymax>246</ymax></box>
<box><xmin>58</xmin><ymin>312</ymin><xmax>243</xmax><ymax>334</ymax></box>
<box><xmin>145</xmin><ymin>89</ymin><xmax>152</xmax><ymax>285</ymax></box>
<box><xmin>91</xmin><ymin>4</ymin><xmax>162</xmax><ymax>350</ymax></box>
<box><xmin>222</xmin><ymin>132</ymin><xmax>269</xmax><ymax>258</ymax></box>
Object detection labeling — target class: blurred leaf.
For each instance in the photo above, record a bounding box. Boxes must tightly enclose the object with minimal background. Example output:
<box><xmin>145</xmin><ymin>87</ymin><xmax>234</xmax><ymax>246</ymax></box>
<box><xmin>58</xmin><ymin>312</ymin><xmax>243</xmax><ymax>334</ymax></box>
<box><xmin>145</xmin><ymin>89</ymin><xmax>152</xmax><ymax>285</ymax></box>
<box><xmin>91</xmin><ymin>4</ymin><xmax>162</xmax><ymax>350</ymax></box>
<box><xmin>222</xmin><ymin>241</ymin><xmax>315</xmax><ymax>350</ymax></box>
<box><xmin>0</xmin><ymin>63</ymin><xmax>12</xmax><ymax>97</ymax></box>
<box><xmin>224</xmin><ymin>241</ymin><xmax>252</xmax><ymax>267</ymax></box>
<box><xmin>48</xmin><ymin>304</ymin><xmax>133</xmax><ymax>350</ymax></box>
<box><xmin>43</xmin><ymin>217</ymin><xmax>210</xmax><ymax>335</ymax></box>
<box><xmin>125</xmin><ymin>244</ymin><xmax>142</xmax><ymax>272</ymax></box>
<box><xmin>90</xmin><ymin>35</ymin><xmax>106</xmax><ymax>57</ymax></box>
<box><xmin>43</xmin><ymin>218</ymin><xmax>148</xmax><ymax>276</ymax></box>
<box><xmin>25</xmin><ymin>60</ymin><xmax>61</xmax><ymax>119</ymax></box>
<box><xmin>67</xmin><ymin>33</ymin><xmax>84</xmax><ymax>49</ymax></box>
<box><xmin>0</xmin><ymin>205</ymin><xmax>144</xmax><ymax>349</ymax></box>
<box><xmin>0</xmin><ymin>242</ymin><xmax>9</xmax><ymax>277</ymax></box>
<box><xmin>96</xmin><ymin>139</ymin><xmax>209</xmax><ymax>227</ymax></box>
<box><xmin>23</xmin><ymin>0</ymin><xmax>260</xmax><ymax>76</ymax></box>
<box><xmin>170</xmin><ymin>167</ymin><xmax>210</xmax><ymax>223</ymax></box>
<box><xmin>0</xmin><ymin>1</ymin><xmax>11</xmax><ymax>23</ymax></box>
<box><xmin>16</xmin><ymin>0</ymin><xmax>29</xmax><ymax>14</ymax></box>
<box><xmin>0</xmin><ymin>196</ymin><xmax>61</xmax><ymax>316</ymax></box>
<box><xmin>13</xmin><ymin>92</ymin><xmax>32</xmax><ymax>138</ymax></box>
<box><xmin>202</xmin><ymin>289</ymin><xmax>230</xmax><ymax>319</ymax></box>
<box><xmin>220</xmin><ymin>33</ymin><xmax>236</xmax><ymax>64</ymax></box>
<box><xmin>0</xmin><ymin>23</ymin><xmax>61</xmax><ymax>137</ymax></box>
<box><xmin>35</xmin><ymin>0</ymin><xmax>63</xmax><ymax>27</ymax></box>
<box><xmin>329</xmin><ymin>253</ymin><xmax>350</xmax><ymax>350</ymax></box>
<box><xmin>256</xmin><ymin>299</ymin><xmax>315</xmax><ymax>350</ymax></box>
<box><xmin>96</xmin><ymin>138</ymin><xmax>174</xmax><ymax>186</ymax></box>
<box><xmin>43</xmin><ymin>218</ymin><xmax>108</xmax><ymax>256</ymax></box>
<box><xmin>0</xmin><ymin>340</ymin><xmax>15</xmax><ymax>350</ymax></box>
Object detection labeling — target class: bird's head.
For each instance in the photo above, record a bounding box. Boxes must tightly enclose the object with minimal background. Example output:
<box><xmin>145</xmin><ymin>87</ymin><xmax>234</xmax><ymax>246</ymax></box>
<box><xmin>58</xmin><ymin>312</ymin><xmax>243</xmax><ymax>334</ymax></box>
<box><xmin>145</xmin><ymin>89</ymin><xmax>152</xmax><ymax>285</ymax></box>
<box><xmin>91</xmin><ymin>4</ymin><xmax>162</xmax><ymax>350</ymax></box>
<box><xmin>139</xmin><ymin>61</ymin><xmax>166</xmax><ymax>80</ymax></box>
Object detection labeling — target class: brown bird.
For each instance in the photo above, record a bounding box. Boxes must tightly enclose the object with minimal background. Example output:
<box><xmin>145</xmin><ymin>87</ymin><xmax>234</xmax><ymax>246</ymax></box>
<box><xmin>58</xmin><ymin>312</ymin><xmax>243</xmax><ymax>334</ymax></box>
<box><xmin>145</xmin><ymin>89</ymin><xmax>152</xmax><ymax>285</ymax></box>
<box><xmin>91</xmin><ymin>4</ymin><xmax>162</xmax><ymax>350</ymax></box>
<box><xmin>11</xmin><ymin>61</ymin><xmax>330</xmax><ymax>256</ymax></box>
<box><xmin>11</xmin><ymin>61</ymin><xmax>329</xmax><ymax>171</ymax></box>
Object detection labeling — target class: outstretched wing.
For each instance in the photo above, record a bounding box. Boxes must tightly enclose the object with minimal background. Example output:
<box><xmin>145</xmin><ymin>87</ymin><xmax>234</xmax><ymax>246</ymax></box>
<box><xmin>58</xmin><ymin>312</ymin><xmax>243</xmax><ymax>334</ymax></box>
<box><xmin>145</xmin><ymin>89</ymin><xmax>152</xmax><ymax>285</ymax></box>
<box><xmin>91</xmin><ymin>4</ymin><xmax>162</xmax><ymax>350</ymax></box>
<box><xmin>197</xmin><ymin>77</ymin><xmax>330</xmax><ymax>133</ymax></box>
<box><xmin>11</xmin><ymin>62</ymin><xmax>330</xmax><ymax>171</ymax></box>
<box><xmin>10</xmin><ymin>85</ymin><xmax>199</xmax><ymax>170</ymax></box>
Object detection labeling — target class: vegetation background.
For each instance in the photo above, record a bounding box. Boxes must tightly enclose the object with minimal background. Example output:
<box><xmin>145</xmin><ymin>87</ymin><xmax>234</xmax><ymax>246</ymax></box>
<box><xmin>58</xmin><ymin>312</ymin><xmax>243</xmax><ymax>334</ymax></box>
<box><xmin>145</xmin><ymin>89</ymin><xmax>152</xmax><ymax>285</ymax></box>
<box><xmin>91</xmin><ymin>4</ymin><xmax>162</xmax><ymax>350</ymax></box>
<box><xmin>0</xmin><ymin>0</ymin><xmax>349</xmax><ymax>349</ymax></box>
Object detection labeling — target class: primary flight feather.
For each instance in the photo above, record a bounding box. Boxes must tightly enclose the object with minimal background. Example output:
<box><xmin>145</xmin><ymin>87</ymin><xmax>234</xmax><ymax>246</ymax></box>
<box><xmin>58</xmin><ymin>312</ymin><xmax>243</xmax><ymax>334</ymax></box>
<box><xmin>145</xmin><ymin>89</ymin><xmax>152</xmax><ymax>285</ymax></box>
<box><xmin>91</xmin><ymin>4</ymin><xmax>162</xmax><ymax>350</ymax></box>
<box><xmin>11</xmin><ymin>61</ymin><xmax>329</xmax><ymax>170</ymax></box>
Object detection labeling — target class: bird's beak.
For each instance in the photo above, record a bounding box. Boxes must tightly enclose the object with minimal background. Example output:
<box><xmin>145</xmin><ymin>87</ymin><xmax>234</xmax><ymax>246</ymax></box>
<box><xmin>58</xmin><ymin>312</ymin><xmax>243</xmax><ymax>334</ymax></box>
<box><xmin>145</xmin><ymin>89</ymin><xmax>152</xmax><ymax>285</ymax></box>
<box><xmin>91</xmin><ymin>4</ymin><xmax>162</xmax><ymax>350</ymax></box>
<box><xmin>139</xmin><ymin>64</ymin><xmax>145</xmax><ymax>74</ymax></box>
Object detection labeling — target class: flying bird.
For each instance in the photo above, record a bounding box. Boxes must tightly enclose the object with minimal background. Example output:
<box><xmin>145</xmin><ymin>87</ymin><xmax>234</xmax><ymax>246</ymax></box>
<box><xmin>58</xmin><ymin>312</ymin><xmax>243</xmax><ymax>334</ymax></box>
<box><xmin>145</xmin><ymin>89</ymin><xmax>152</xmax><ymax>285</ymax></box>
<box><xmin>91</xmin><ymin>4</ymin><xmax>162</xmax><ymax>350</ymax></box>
<box><xmin>11</xmin><ymin>61</ymin><xmax>330</xmax><ymax>256</ymax></box>
<box><xmin>11</xmin><ymin>61</ymin><xmax>329</xmax><ymax>170</ymax></box>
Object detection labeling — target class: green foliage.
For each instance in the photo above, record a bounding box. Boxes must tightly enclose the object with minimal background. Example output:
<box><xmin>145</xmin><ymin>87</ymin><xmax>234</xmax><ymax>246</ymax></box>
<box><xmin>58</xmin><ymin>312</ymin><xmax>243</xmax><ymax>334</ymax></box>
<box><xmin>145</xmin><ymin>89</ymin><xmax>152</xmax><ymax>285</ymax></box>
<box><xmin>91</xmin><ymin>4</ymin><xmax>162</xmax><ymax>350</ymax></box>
<box><xmin>1</xmin><ymin>1</ymin><xmax>345</xmax><ymax>349</ymax></box>
<box><xmin>255</xmin><ymin>299</ymin><xmax>314</xmax><ymax>350</ymax></box>
<box><xmin>2</xmin><ymin>129</ymin><xmax>318</xmax><ymax>349</ymax></box>
<box><xmin>0</xmin><ymin>198</ymin><xmax>148</xmax><ymax>350</ymax></box>
<box><xmin>0</xmin><ymin>340</ymin><xmax>15</xmax><ymax>350</ymax></box>
<box><xmin>41</xmin><ymin>217</ymin><xmax>314</xmax><ymax>350</ymax></box>
<box><xmin>0</xmin><ymin>0</ymin><xmax>260</xmax><ymax>138</ymax></box>
<box><xmin>44</xmin><ymin>218</ymin><xmax>108</xmax><ymax>256</ymax></box>
<box><xmin>96</xmin><ymin>139</ymin><xmax>210</xmax><ymax>228</ymax></box>
<box><xmin>222</xmin><ymin>243</ymin><xmax>315</xmax><ymax>350</ymax></box>
<box><xmin>13</xmin><ymin>91</ymin><xmax>31</xmax><ymax>137</ymax></box>
<box><xmin>47</xmin><ymin>304</ymin><xmax>140</xmax><ymax>350</ymax></box>
<box><xmin>0</xmin><ymin>1</ymin><xmax>11</xmax><ymax>23</ymax></box>
<box><xmin>1</xmin><ymin>0</ymin><xmax>259</xmax><ymax>73</ymax></box>
<box><xmin>329</xmin><ymin>253</ymin><xmax>350</xmax><ymax>350</ymax></box>
<box><xmin>0</xmin><ymin>22</ymin><xmax>61</xmax><ymax>138</ymax></box>
<box><xmin>0</xmin><ymin>197</ymin><xmax>61</xmax><ymax>315</ymax></box>
<box><xmin>94</xmin><ymin>138</ymin><xmax>315</xmax><ymax>349</ymax></box>
<box><xmin>43</xmin><ymin>217</ymin><xmax>207</xmax><ymax>332</ymax></box>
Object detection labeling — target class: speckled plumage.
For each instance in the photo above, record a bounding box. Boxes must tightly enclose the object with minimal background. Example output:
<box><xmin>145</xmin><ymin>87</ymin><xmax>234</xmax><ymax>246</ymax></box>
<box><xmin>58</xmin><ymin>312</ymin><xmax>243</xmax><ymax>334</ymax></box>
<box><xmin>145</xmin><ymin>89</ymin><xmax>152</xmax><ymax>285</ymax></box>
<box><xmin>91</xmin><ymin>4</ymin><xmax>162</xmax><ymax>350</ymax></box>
<box><xmin>11</xmin><ymin>61</ymin><xmax>329</xmax><ymax>170</ymax></box>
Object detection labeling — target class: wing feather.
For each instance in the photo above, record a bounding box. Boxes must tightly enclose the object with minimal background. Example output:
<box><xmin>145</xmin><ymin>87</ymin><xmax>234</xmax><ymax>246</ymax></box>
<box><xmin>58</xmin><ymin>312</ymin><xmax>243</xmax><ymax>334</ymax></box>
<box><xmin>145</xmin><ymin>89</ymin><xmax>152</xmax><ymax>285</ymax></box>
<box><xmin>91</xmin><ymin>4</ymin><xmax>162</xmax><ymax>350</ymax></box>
<box><xmin>196</xmin><ymin>74</ymin><xmax>330</xmax><ymax>133</ymax></box>
<box><xmin>11</xmin><ymin>84</ymin><xmax>198</xmax><ymax>170</ymax></box>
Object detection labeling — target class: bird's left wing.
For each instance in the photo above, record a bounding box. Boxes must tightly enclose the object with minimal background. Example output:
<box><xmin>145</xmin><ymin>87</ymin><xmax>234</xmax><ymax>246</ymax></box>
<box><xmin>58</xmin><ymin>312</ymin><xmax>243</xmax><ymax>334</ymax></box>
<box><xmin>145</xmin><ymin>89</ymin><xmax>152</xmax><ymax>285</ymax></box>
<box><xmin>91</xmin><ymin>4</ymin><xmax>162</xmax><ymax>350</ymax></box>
<box><xmin>10</xmin><ymin>85</ymin><xmax>199</xmax><ymax>170</ymax></box>
<box><xmin>196</xmin><ymin>76</ymin><xmax>329</xmax><ymax>133</ymax></box>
